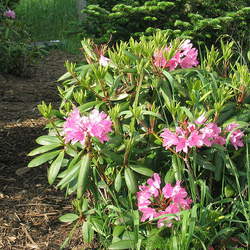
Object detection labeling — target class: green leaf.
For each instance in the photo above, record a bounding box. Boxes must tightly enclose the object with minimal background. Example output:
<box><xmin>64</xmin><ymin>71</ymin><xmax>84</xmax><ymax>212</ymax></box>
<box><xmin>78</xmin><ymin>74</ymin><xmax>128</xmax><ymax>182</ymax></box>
<box><xmin>81</xmin><ymin>40</ymin><xmax>96</xmax><ymax>61</ymax></box>
<box><xmin>122</xmin><ymin>231</ymin><xmax>136</xmax><ymax>240</ymax></box>
<box><xmin>141</xmin><ymin>110</ymin><xmax>164</xmax><ymax>121</ymax></box>
<box><xmin>224</xmin><ymin>185</ymin><xmax>235</xmax><ymax>197</ymax></box>
<box><xmin>115</xmin><ymin>171</ymin><xmax>122</xmax><ymax>192</ymax></box>
<box><xmin>81</xmin><ymin>198</ymin><xmax>88</xmax><ymax>212</ymax></box>
<box><xmin>162</xmin><ymin>70</ymin><xmax>174</xmax><ymax>87</ymax></box>
<box><xmin>110</xmin><ymin>75</ymin><xmax>123</xmax><ymax>95</ymax></box>
<box><xmin>36</xmin><ymin>135</ymin><xmax>61</xmax><ymax>145</ymax></box>
<box><xmin>214</xmin><ymin>152</ymin><xmax>224</xmax><ymax>181</ymax></box>
<box><xmin>164</xmin><ymin>168</ymin><xmax>175</xmax><ymax>183</ymax></box>
<box><xmin>48</xmin><ymin>151</ymin><xmax>65</xmax><ymax>185</ymax></box>
<box><xmin>82</xmin><ymin>221</ymin><xmax>94</xmax><ymax>243</ymax></box>
<box><xmin>110</xmin><ymin>93</ymin><xmax>129</xmax><ymax>101</ymax></box>
<box><xmin>124</xmin><ymin>168</ymin><xmax>137</xmax><ymax>194</ymax></box>
<box><xmin>113</xmin><ymin>226</ymin><xmax>126</xmax><ymax>237</ymax></box>
<box><xmin>57</xmin><ymin>152</ymin><xmax>81</xmax><ymax>179</ymax></box>
<box><xmin>79</xmin><ymin>100</ymin><xmax>104</xmax><ymax>112</ymax></box>
<box><xmin>104</xmin><ymin>72</ymin><xmax>114</xmax><ymax>87</ymax></box>
<box><xmin>102</xmin><ymin>150</ymin><xmax>123</xmax><ymax>164</ymax></box>
<box><xmin>199</xmin><ymin>90</ymin><xmax>212</xmax><ymax>102</ymax></box>
<box><xmin>77</xmin><ymin>154</ymin><xmax>91</xmax><ymax>198</ymax></box>
<box><xmin>65</xmin><ymin>144</ymin><xmax>78</xmax><ymax>157</ymax></box>
<box><xmin>28</xmin><ymin>143</ymin><xmax>62</xmax><ymax>156</ymax></box>
<box><xmin>180</xmin><ymin>106</ymin><xmax>194</xmax><ymax>120</ymax></box>
<box><xmin>66</xmin><ymin>178</ymin><xmax>78</xmax><ymax>195</ymax></box>
<box><xmin>217</xmin><ymin>109</ymin><xmax>236</xmax><ymax>125</ymax></box>
<box><xmin>28</xmin><ymin>150</ymin><xmax>61</xmax><ymax>168</ymax></box>
<box><xmin>109</xmin><ymin>240</ymin><xmax>136</xmax><ymax>249</ymax></box>
<box><xmin>57</xmin><ymin>71</ymin><xmax>71</xmax><ymax>81</ymax></box>
<box><xmin>129</xmin><ymin>165</ymin><xmax>153</xmax><ymax>177</ymax></box>
<box><xmin>123</xmin><ymin>50</ymin><xmax>139</xmax><ymax>61</ymax></box>
<box><xmin>59</xmin><ymin>213</ymin><xmax>79</xmax><ymax>223</ymax></box>
<box><xmin>77</xmin><ymin>64</ymin><xmax>92</xmax><ymax>77</ymax></box>
<box><xmin>90</xmin><ymin>217</ymin><xmax>106</xmax><ymax>236</ymax></box>
<box><xmin>64</xmin><ymin>85</ymin><xmax>75</xmax><ymax>100</ymax></box>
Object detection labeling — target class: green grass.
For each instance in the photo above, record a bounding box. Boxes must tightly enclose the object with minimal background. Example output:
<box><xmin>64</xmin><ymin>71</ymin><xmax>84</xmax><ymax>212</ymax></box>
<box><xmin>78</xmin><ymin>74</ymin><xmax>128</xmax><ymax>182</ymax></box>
<box><xmin>16</xmin><ymin>0</ymin><xmax>81</xmax><ymax>53</ymax></box>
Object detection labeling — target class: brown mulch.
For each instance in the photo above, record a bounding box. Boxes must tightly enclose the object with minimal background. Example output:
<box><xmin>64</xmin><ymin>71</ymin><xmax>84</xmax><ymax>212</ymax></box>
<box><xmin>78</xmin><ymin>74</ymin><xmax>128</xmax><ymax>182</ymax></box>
<box><xmin>0</xmin><ymin>50</ymin><xmax>96</xmax><ymax>249</ymax></box>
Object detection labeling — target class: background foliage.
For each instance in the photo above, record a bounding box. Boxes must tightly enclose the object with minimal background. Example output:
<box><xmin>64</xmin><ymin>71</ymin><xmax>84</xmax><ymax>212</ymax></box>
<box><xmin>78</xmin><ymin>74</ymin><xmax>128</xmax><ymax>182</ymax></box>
<box><xmin>79</xmin><ymin>0</ymin><xmax>250</xmax><ymax>50</ymax></box>
<box><xmin>0</xmin><ymin>1</ymin><xmax>42</xmax><ymax>75</ymax></box>
<box><xmin>15</xmin><ymin>0</ymin><xmax>77</xmax><ymax>42</ymax></box>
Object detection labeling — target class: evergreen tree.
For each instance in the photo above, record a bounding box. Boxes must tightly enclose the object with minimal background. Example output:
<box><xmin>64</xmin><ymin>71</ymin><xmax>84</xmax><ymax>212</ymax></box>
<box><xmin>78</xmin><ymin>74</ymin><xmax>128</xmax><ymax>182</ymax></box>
<box><xmin>78</xmin><ymin>0</ymin><xmax>249</xmax><ymax>49</ymax></box>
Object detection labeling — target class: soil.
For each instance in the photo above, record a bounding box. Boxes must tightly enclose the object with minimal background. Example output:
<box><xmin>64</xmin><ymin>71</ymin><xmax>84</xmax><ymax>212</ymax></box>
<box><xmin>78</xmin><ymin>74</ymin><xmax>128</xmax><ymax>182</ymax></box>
<box><xmin>0</xmin><ymin>50</ymin><xmax>95</xmax><ymax>249</ymax></box>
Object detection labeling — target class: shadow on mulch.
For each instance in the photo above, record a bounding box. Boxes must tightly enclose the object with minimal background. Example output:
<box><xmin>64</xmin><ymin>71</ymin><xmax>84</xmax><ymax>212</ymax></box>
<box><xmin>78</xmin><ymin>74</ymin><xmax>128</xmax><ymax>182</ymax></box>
<box><xmin>0</xmin><ymin>51</ymin><xmax>97</xmax><ymax>249</ymax></box>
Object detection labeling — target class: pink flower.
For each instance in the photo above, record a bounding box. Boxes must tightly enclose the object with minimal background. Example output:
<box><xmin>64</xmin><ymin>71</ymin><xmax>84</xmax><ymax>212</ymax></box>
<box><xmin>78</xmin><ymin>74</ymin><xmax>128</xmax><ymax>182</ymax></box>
<box><xmin>4</xmin><ymin>9</ymin><xmax>16</xmax><ymax>19</ymax></box>
<box><xmin>200</xmin><ymin>123</ymin><xmax>225</xmax><ymax>147</ymax></box>
<box><xmin>226</xmin><ymin>123</ymin><xmax>239</xmax><ymax>131</ymax></box>
<box><xmin>87</xmin><ymin>109</ymin><xmax>112</xmax><ymax>143</ymax></box>
<box><xmin>179</xmin><ymin>40</ymin><xmax>199</xmax><ymax>68</ymax></box>
<box><xmin>153</xmin><ymin>48</ymin><xmax>180</xmax><ymax>71</ymax></box>
<box><xmin>99</xmin><ymin>55</ymin><xmax>110</xmax><ymax>66</ymax></box>
<box><xmin>180</xmin><ymin>39</ymin><xmax>193</xmax><ymax>52</ymax></box>
<box><xmin>153</xmin><ymin>39</ymin><xmax>199</xmax><ymax>71</ymax></box>
<box><xmin>63</xmin><ymin>108</ymin><xmax>112</xmax><ymax>145</ymax></box>
<box><xmin>165</xmin><ymin>51</ymin><xmax>181</xmax><ymax>71</ymax></box>
<box><xmin>63</xmin><ymin>107</ymin><xmax>88</xmax><ymax>145</ymax></box>
<box><xmin>157</xmin><ymin>203</ymin><xmax>180</xmax><ymax>227</ymax></box>
<box><xmin>179</xmin><ymin>48</ymin><xmax>199</xmax><ymax>69</ymax></box>
<box><xmin>187</xmin><ymin>130</ymin><xmax>203</xmax><ymax>148</ymax></box>
<box><xmin>175</xmin><ymin>137</ymin><xmax>189</xmax><ymax>153</ymax></box>
<box><xmin>153</xmin><ymin>50</ymin><xmax>168</xmax><ymax>68</ymax></box>
<box><xmin>137</xmin><ymin>174</ymin><xmax>192</xmax><ymax>228</ymax></box>
<box><xmin>140</xmin><ymin>207</ymin><xmax>157</xmax><ymax>222</ymax></box>
<box><xmin>162</xmin><ymin>180</ymin><xmax>192</xmax><ymax>206</ymax></box>
<box><xmin>160</xmin><ymin>128</ymin><xmax>179</xmax><ymax>149</ymax></box>
<box><xmin>146</xmin><ymin>173</ymin><xmax>161</xmax><ymax>197</ymax></box>
<box><xmin>212</xmin><ymin>135</ymin><xmax>226</xmax><ymax>146</ymax></box>
<box><xmin>161</xmin><ymin>126</ymin><xmax>203</xmax><ymax>153</ymax></box>
<box><xmin>137</xmin><ymin>187</ymin><xmax>152</xmax><ymax>209</ymax></box>
<box><xmin>226</xmin><ymin>123</ymin><xmax>244</xmax><ymax>150</ymax></box>
<box><xmin>160</xmin><ymin>117</ymin><xmax>245</xmax><ymax>153</ymax></box>
<box><xmin>160</xmin><ymin>119</ymin><xmax>230</xmax><ymax>153</ymax></box>
<box><xmin>187</xmin><ymin>123</ymin><xmax>196</xmax><ymax>132</ymax></box>
<box><xmin>161</xmin><ymin>127</ymin><xmax>190</xmax><ymax>153</ymax></box>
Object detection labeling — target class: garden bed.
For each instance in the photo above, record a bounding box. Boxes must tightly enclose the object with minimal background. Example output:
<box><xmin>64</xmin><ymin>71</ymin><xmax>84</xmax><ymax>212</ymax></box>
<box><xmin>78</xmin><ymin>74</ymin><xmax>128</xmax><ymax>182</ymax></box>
<box><xmin>0</xmin><ymin>50</ymin><xmax>93</xmax><ymax>249</ymax></box>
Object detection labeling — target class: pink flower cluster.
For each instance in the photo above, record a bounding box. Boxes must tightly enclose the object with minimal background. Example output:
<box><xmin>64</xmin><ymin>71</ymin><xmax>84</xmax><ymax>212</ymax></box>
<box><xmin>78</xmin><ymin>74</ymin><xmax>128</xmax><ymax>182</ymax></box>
<box><xmin>153</xmin><ymin>40</ymin><xmax>199</xmax><ymax>71</ymax></box>
<box><xmin>137</xmin><ymin>173</ymin><xmax>192</xmax><ymax>228</ymax></box>
<box><xmin>160</xmin><ymin>116</ymin><xmax>245</xmax><ymax>153</ymax></box>
<box><xmin>4</xmin><ymin>9</ymin><xmax>16</xmax><ymax>19</ymax></box>
<box><xmin>63</xmin><ymin>108</ymin><xmax>112</xmax><ymax>145</ymax></box>
<box><xmin>226</xmin><ymin>123</ymin><xmax>244</xmax><ymax>150</ymax></box>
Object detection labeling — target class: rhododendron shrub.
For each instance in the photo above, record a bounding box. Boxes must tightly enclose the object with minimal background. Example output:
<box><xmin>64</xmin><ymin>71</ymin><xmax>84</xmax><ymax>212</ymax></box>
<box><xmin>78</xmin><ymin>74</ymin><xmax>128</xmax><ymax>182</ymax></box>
<box><xmin>29</xmin><ymin>31</ymin><xmax>250</xmax><ymax>249</ymax></box>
